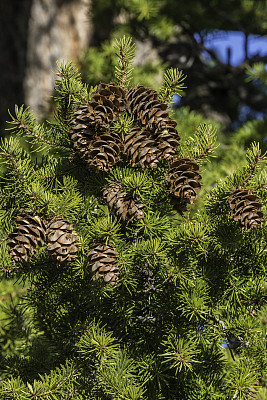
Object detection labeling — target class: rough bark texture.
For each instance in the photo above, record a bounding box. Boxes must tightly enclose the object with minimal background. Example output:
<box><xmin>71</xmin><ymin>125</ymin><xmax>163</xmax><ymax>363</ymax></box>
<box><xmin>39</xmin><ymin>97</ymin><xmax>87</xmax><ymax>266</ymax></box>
<box><xmin>0</xmin><ymin>0</ymin><xmax>92</xmax><ymax>130</ymax></box>
<box><xmin>24</xmin><ymin>0</ymin><xmax>92</xmax><ymax>118</ymax></box>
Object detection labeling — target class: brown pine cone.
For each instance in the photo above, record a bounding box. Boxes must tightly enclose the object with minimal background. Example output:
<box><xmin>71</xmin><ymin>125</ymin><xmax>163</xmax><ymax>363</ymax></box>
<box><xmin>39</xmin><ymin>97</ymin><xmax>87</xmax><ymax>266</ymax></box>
<box><xmin>124</xmin><ymin>126</ymin><xmax>160</xmax><ymax>169</ymax></box>
<box><xmin>91</xmin><ymin>83</ymin><xmax>125</xmax><ymax>112</ymax></box>
<box><xmin>7</xmin><ymin>214</ymin><xmax>46</xmax><ymax>262</ymax></box>
<box><xmin>88</xmin><ymin>243</ymin><xmax>119</xmax><ymax>286</ymax></box>
<box><xmin>228</xmin><ymin>188</ymin><xmax>263</xmax><ymax>231</ymax></box>
<box><xmin>46</xmin><ymin>218</ymin><xmax>79</xmax><ymax>263</ymax></box>
<box><xmin>166</xmin><ymin>158</ymin><xmax>202</xmax><ymax>212</ymax></box>
<box><xmin>103</xmin><ymin>181</ymin><xmax>145</xmax><ymax>223</ymax></box>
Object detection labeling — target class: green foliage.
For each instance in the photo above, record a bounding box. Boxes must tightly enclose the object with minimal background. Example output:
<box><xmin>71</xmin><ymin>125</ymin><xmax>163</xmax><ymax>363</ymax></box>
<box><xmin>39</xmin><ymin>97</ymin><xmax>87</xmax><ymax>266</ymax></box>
<box><xmin>80</xmin><ymin>40</ymin><xmax>165</xmax><ymax>90</ymax></box>
<box><xmin>114</xmin><ymin>36</ymin><xmax>136</xmax><ymax>88</ymax></box>
<box><xmin>158</xmin><ymin>68</ymin><xmax>187</xmax><ymax>103</ymax></box>
<box><xmin>0</xmin><ymin>40</ymin><xmax>266</xmax><ymax>400</ymax></box>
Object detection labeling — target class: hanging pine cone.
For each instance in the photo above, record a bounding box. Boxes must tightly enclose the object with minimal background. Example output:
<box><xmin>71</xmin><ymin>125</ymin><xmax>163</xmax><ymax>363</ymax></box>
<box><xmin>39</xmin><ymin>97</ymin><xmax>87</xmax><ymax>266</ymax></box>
<box><xmin>7</xmin><ymin>214</ymin><xmax>46</xmax><ymax>262</ymax></box>
<box><xmin>103</xmin><ymin>181</ymin><xmax>145</xmax><ymax>223</ymax></box>
<box><xmin>124</xmin><ymin>126</ymin><xmax>160</xmax><ymax>169</ymax></box>
<box><xmin>155</xmin><ymin>124</ymin><xmax>180</xmax><ymax>162</ymax></box>
<box><xmin>166</xmin><ymin>158</ymin><xmax>202</xmax><ymax>212</ymax></box>
<box><xmin>228</xmin><ymin>188</ymin><xmax>263</xmax><ymax>231</ymax></box>
<box><xmin>88</xmin><ymin>244</ymin><xmax>119</xmax><ymax>286</ymax></box>
<box><xmin>126</xmin><ymin>85</ymin><xmax>180</xmax><ymax>162</ymax></box>
<box><xmin>46</xmin><ymin>218</ymin><xmax>79</xmax><ymax>263</ymax></box>
<box><xmin>71</xmin><ymin>126</ymin><xmax>122</xmax><ymax>172</ymax></box>
<box><xmin>91</xmin><ymin>83</ymin><xmax>125</xmax><ymax>113</ymax></box>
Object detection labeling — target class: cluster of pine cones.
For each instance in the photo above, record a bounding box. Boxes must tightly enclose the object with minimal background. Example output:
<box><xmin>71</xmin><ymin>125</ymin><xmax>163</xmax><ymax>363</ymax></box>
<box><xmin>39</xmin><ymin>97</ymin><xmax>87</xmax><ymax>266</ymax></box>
<box><xmin>7</xmin><ymin>214</ymin><xmax>120</xmax><ymax>286</ymax></box>
<box><xmin>71</xmin><ymin>83</ymin><xmax>202</xmax><ymax>213</ymax></box>
<box><xmin>71</xmin><ymin>83</ymin><xmax>180</xmax><ymax>171</ymax></box>
<box><xmin>8</xmin><ymin>214</ymin><xmax>78</xmax><ymax>264</ymax></box>
<box><xmin>71</xmin><ymin>82</ymin><xmax>263</xmax><ymax>226</ymax></box>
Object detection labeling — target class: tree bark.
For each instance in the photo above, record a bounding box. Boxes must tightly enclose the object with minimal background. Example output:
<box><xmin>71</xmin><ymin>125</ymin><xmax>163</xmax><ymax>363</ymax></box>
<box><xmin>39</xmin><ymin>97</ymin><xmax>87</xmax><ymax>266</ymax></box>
<box><xmin>0</xmin><ymin>0</ymin><xmax>92</xmax><ymax>131</ymax></box>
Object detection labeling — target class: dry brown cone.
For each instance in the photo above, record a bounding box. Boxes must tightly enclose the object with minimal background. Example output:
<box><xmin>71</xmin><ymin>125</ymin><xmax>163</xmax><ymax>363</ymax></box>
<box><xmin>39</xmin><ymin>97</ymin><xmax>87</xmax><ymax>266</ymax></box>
<box><xmin>71</xmin><ymin>100</ymin><xmax>115</xmax><ymax>133</ymax></box>
<box><xmin>155</xmin><ymin>124</ymin><xmax>180</xmax><ymax>162</ymax></box>
<box><xmin>71</xmin><ymin>83</ymin><xmax>124</xmax><ymax>135</ymax></box>
<box><xmin>91</xmin><ymin>83</ymin><xmax>125</xmax><ymax>113</ymax></box>
<box><xmin>166</xmin><ymin>158</ymin><xmax>202</xmax><ymax>212</ymax></box>
<box><xmin>103</xmin><ymin>181</ymin><xmax>145</xmax><ymax>223</ymax></box>
<box><xmin>228</xmin><ymin>187</ymin><xmax>263</xmax><ymax>231</ymax></box>
<box><xmin>7</xmin><ymin>214</ymin><xmax>46</xmax><ymax>262</ymax></box>
<box><xmin>71</xmin><ymin>126</ymin><xmax>122</xmax><ymax>172</ymax></box>
<box><xmin>126</xmin><ymin>85</ymin><xmax>180</xmax><ymax>162</ymax></box>
<box><xmin>87</xmin><ymin>130</ymin><xmax>122</xmax><ymax>172</ymax></box>
<box><xmin>88</xmin><ymin>243</ymin><xmax>119</xmax><ymax>286</ymax></box>
<box><xmin>124</xmin><ymin>126</ymin><xmax>160</xmax><ymax>169</ymax></box>
<box><xmin>46</xmin><ymin>218</ymin><xmax>79</xmax><ymax>263</ymax></box>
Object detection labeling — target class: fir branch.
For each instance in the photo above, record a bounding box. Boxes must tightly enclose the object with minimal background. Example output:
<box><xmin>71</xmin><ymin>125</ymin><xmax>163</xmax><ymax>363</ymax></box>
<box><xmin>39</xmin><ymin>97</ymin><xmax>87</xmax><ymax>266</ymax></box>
<box><xmin>178</xmin><ymin>123</ymin><xmax>218</xmax><ymax>164</ymax></box>
<box><xmin>54</xmin><ymin>60</ymin><xmax>89</xmax><ymax>105</ymax></box>
<box><xmin>0</xmin><ymin>137</ymin><xmax>35</xmax><ymax>199</ymax></box>
<box><xmin>114</xmin><ymin>36</ymin><xmax>136</xmax><ymax>88</ymax></box>
<box><xmin>240</xmin><ymin>142</ymin><xmax>266</xmax><ymax>187</ymax></box>
<box><xmin>246</xmin><ymin>62</ymin><xmax>267</xmax><ymax>86</ymax></box>
<box><xmin>158</xmin><ymin>68</ymin><xmax>187</xmax><ymax>104</ymax></box>
<box><xmin>6</xmin><ymin>105</ymin><xmax>59</xmax><ymax>150</ymax></box>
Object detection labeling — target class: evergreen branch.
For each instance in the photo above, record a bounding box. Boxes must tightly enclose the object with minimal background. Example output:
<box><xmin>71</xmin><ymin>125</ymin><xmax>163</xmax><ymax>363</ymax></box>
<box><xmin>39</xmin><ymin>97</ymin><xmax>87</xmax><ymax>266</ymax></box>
<box><xmin>240</xmin><ymin>142</ymin><xmax>266</xmax><ymax>187</ymax></box>
<box><xmin>110</xmin><ymin>113</ymin><xmax>134</xmax><ymax>140</ymax></box>
<box><xmin>246</xmin><ymin>62</ymin><xmax>267</xmax><ymax>86</ymax></box>
<box><xmin>6</xmin><ymin>106</ymin><xmax>58</xmax><ymax>150</ymax></box>
<box><xmin>54</xmin><ymin>60</ymin><xmax>89</xmax><ymax>105</ymax></box>
<box><xmin>177</xmin><ymin>123</ymin><xmax>218</xmax><ymax>165</ymax></box>
<box><xmin>0</xmin><ymin>137</ymin><xmax>34</xmax><ymax>198</ymax></box>
<box><xmin>158</xmin><ymin>68</ymin><xmax>187</xmax><ymax>104</ymax></box>
<box><xmin>114</xmin><ymin>36</ymin><xmax>136</xmax><ymax>88</ymax></box>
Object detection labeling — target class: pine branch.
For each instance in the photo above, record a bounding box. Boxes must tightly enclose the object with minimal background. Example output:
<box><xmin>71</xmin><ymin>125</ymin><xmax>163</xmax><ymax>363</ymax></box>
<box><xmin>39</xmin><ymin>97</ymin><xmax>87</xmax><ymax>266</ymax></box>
<box><xmin>240</xmin><ymin>142</ymin><xmax>266</xmax><ymax>187</ymax></box>
<box><xmin>6</xmin><ymin>106</ymin><xmax>60</xmax><ymax>151</ymax></box>
<box><xmin>158</xmin><ymin>68</ymin><xmax>187</xmax><ymax>104</ymax></box>
<box><xmin>178</xmin><ymin>123</ymin><xmax>218</xmax><ymax>164</ymax></box>
<box><xmin>0</xmin><ymin>137</ymin><xmax>35</xmax><ymax>200</ymax></box>
<box><xmin>114</xmin><ymin>36</ymin><xmax>136</xmax><ymax>88</ymax></box>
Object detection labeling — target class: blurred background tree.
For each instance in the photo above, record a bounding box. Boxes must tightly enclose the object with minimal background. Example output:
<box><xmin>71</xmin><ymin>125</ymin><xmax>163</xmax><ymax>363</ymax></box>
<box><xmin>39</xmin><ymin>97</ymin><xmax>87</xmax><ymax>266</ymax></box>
<box><xmin>85</xmin><ymin>0</ymin><xmax>267</xmax><ymax>129</ymax></box>
<box><xmin>1</xmin><ymin>0</ymin><xmax>266</xmax><ymax>131</ymax></box>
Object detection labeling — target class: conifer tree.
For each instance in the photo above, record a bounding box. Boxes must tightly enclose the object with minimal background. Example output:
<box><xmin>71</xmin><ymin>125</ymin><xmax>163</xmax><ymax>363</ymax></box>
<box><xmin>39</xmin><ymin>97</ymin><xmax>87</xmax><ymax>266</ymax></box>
<box><xmin>0</xmin><ymin>37</ymin><xmax>266</xmax><ymax>400</ymax></box>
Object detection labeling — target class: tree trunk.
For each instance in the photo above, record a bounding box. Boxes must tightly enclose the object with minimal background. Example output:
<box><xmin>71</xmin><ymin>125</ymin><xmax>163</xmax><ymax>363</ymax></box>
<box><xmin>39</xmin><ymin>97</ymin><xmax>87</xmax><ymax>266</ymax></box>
<box><xmin>0</xmin><ymin>0</ymin><xmax>92</xmax><ymax>130</ymax></box>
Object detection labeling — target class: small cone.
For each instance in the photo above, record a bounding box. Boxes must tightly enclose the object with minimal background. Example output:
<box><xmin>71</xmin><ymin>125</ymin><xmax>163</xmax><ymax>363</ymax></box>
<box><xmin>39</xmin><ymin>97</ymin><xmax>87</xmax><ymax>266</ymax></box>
<box><xmin>228</xmin><ymin>188</ymin><xmax>263</xmax><ymax>231</ymax></box>
<box><xmin>91</xmin><ymin>83</ymin><xmax>125</xmax><ymax>113</ymax></box>
<box><xmin>126</xmin><ymin>85</ymin><xmax>180</xmax><ymax>161</ymax></box>
<box><xmin>7</xmin><ymin>214</ymin><xmax>46</xmax><ymax>262</ymax></box>
<box><xmin>103</xmin><ymin>182</ymin><xmax>145</xmax><ymax>223</ymax></box>
<box><xmin>166</xmin><ymin>158</ymin><xmax>202</xmax><ymax>212</ymax></box>
<box><xmin>46</xmin><ymin>218</ymin><xmax>78</xmax><ymax>263</ymax></box>
<box><xmin>88</xmin><ymin>244</ymin><xmax>119</xmax><ymax>286</ymax></box>
<box><xmin>124</xmin><ymin>126</ymin><xmax>160</xmax><ymax>169</ymax></box>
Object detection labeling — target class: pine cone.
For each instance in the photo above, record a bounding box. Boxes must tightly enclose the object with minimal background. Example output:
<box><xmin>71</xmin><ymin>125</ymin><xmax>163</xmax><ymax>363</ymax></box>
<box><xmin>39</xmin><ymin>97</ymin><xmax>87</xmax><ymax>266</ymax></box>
<box><xmin>7</xmin><ymin>214</ymin><xmax>46</xmax><ymax>262</ymax></box>
<box><xmin>46</xmin><ymin>218</ymin><xmax>78</xmax><ymax>263</ymax></box>
<box><xmin>71</xmin><ymin>126</ymin><xmax>122</xmax><ymax>172</ymax></box>
<box><xmin>124</xmin><ymin>126</ymin><xmax>160</xmax><ymax>169</ymax></box>
<box><xmin>103</xmin><ymin>182</ymin><xmax>145</xmax><ymax>222</ymax></box>
<box><xmin>91</xmin><ymin>83</ymin><xmax>125</xmax><ymax>113</ymax></box>
<box><xmin>228</xmin><ymin>188</ymin><xmax>263</xmax><ymax>231</ymax></box>
<box><xmin>126</xmin><ymin>85</ymin><xmax>180</xmax><ymax>162</ymax></box>
<box><xmin>155</xmin><ymin>124</ymin><xmax>180</xmax><ymax>162</ymax></box>
<box><xmin>166</xmin><ymin>158</ymin><xmax>202</xmax><ymax>212</ymax></box>
<box><xmin>88</xmin><ymin>244</ymin><xmax>119</xmax><ymax>286</ymax></box>
<box><xmin>87</xmin><ymin>130</ymin><xmax>122</xmax><ymax>171</ymax></box>
<box><xmin>71</xmin><ymin>123</ymin><xmax>95</xmax><ymax>158</ymax></box>
<box><xmin>71</xmin><ymin>83</ymin><xmax>124</xmax><ymax>135</ymax></box>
